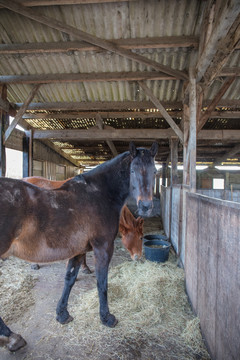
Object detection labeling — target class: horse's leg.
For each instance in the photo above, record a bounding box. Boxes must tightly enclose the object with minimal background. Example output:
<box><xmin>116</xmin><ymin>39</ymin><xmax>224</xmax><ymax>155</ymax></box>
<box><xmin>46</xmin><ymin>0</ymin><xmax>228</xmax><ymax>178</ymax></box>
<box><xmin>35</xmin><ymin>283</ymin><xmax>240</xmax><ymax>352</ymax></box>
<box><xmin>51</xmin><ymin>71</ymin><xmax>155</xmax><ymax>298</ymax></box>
<box><xmin>80</xmin><ymin>254</ymin><xmax>92</xmax><ymax>274</ymax></box>
<box><xmin>93</xmin><ymin>241</ymin><xmax>118</xmax><ymax>328</ymax></box>
<box><xmin>0</xmin><ymin>316</ymin><xmax>26</xmax><ymax>352</ymax></box>
<box><xmin>56</xmin><ymin>254</ymin><xmax>85</xmax><ymax>324</ymax></box>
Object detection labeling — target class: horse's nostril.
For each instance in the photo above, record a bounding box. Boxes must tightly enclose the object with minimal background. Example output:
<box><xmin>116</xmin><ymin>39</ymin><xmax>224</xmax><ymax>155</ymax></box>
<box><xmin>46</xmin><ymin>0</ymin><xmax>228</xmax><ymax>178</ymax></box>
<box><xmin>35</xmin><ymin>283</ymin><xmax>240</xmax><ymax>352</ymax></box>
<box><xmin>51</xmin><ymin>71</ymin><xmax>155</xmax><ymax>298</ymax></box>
<box><xmin>139</xmin><ymin>200</ymin><xmax>152</xmax><ymax>211</ymax></box>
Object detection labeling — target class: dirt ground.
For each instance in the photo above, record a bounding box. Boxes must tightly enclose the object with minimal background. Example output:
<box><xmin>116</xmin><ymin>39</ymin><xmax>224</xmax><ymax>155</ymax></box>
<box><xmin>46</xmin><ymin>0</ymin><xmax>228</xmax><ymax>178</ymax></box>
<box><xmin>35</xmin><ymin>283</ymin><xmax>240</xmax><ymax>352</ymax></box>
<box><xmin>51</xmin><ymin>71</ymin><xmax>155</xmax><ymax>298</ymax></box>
<box><xmin>0</xmin><ymin>216</ymin><xmax>210</xmax><ymax>360</ymax></box>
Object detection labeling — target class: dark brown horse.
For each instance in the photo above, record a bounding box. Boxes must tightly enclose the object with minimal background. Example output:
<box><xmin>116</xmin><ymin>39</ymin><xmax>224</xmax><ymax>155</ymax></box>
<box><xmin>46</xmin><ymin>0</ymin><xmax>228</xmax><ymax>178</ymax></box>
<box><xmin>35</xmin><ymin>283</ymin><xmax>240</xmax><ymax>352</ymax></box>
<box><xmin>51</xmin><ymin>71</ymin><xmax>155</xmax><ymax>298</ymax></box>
<box><xmin>0</xmin><ymin>142</ymin><xmax>158</xmax><ymax>352</ymax></box>
<box><xmin>23</xmin><ymin>176</ymin><xmax>144</xmax><ymax>266</ymax></box>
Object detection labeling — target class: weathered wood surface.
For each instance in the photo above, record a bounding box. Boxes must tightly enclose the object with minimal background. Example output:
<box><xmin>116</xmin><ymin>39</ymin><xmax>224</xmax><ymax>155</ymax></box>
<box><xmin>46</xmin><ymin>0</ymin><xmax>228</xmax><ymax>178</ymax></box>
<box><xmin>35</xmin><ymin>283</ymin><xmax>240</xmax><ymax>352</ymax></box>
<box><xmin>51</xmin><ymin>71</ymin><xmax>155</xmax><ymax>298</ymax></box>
<box><xmin>0</xmin><ymin>36</ymin><xmax>199</xmax><ymax>54</ymax></box>
<box><xmin>170</xmin><ymin>185</ymin><xmax>182</xmax><ymax>255</ymax></box>
<box><xmin>0</xmin><ymin>0</ymin><xmax>188</xmax><ymax>80</ymax></box>
<box><xmin>185</xmin><ymin>192</ymin><xmax>240</xmax><ymax>360</ymax></box>
<box><xmin>160</xmin><ymin>186</ymin><xmax>171</xmax><ymax>239</ymax></box>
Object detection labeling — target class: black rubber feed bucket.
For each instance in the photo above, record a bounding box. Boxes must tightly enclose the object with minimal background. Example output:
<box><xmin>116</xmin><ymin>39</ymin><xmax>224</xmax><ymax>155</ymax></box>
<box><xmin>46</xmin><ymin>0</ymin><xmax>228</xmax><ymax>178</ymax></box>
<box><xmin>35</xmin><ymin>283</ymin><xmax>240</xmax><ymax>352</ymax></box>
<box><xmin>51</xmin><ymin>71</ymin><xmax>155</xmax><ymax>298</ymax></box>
<box><xmin>143</xmin><ymin>234</ymin><xmax>169</xmax><ymax>243</ymax></box>
<box><xmin>143</xmin><ymin>239</ymin><xmax>171</xmax><ymax>263</ymax></box>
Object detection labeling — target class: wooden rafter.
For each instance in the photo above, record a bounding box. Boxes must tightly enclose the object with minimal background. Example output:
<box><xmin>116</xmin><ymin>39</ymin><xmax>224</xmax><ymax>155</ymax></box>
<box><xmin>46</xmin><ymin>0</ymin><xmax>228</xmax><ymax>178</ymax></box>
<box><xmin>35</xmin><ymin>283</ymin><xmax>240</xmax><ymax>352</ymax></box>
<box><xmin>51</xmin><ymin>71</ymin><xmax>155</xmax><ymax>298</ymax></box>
<box><xmin>202</xmin><ymin>14</ymin><xmax>240</xmax><ymax>89</ymax></box>
<box><xmin>0</xmin><ymin>71</ymin><xmax>175</xmax><ymax>85</ymax></box>
<box><xmin>138</xmin><ymin>81</ymin><xmax>184</xmax><ymax>143</ymax></box>
<box><xmin>197</xmin><ymin>77</ymin><xmax>235</xmax><ymax>132</ymax></box>
<box><xmin>31</xmin><ymin>128</ymin><xmax>240</xmax><ymax>142</ymax></box>
<box><xmin>4</xmin><ymin>84</ymin><xmax>40</xmax><ymax>144</ymax></box>
<box><xmin>22</xmin><ymin>110</ymin><xmax>240</xmax><ymax>120</ymax></box>
<box><xmin>15</xmin><ymin>99</ymin><xmax>240</xmax><ymax>111</ymax></box>
<box><xmin>0</xmin><ymin>0</ymin><xmax>136</xmax><ymax>6</ymax></box>
<box><xmin>196</xmin><ymin>0</ymin><xmax>240</xmax><ymax>83</ymax></box>
<box><xmin>214</xmin><ymin>143</ymin><xmax>240</xmax><ymax>165</ymax></box>
<box><xmin>0</xmin><ymin>0</ymin><xmax>188</xmax><ymax>80</ymax></box>
<box><xmin>1</xmin><ymin>67</ymin><xmax>239</xmax><ymax>86</ymax></box>
<box><xmin>0</xmin><ymin>36</ymin><xmax>199</xmax><ymax>55</ymax></box>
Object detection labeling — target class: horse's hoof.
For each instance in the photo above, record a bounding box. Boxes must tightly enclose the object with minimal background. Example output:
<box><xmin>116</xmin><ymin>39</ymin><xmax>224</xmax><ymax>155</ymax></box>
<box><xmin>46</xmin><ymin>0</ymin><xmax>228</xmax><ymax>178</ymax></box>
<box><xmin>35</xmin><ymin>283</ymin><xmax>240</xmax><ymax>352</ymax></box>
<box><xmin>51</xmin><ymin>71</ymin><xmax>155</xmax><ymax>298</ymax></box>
<box><xmin>56</xmin><ymin>313</ymin><xmax>74</xmax><ymax>325</ymax></box>
<box><xmin>101</xmin><ymin>314</ymin><xmax>118</xmax><ymax>328</ymax></box>
<box><xmin>7</xmin><ymin>333</ymin><xmax>27</xmax><ymax>352</ymax></box>
<box><xmin>81</xmin><ymin>266</ymin><xmax>92</xmax><ymax>274</ymax></box>
<box><xmin>31</xmin><ymin>263</ymin><xmax>40</xmax><ymax>270</ymax></box>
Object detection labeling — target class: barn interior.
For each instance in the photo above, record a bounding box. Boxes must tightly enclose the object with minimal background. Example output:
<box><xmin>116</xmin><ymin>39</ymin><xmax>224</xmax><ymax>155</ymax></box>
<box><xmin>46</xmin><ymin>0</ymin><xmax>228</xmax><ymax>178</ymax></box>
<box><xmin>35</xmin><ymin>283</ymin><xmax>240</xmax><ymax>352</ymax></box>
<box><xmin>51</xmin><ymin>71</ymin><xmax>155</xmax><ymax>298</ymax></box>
<box><xmin>0</xmin><ymin>1</ymin><xmax>239</xmax><ymax>360</ymax></box>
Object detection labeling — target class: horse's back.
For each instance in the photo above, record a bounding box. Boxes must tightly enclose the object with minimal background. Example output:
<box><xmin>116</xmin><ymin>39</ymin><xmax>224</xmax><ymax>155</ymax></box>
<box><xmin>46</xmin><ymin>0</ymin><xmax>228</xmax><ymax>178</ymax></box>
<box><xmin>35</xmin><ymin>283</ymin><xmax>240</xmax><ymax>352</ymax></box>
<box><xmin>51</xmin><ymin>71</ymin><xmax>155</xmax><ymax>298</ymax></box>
<box><xmin>0</xmin><ymin>177</ymin><xmax>120</xmax><ymax>263</ymax></box>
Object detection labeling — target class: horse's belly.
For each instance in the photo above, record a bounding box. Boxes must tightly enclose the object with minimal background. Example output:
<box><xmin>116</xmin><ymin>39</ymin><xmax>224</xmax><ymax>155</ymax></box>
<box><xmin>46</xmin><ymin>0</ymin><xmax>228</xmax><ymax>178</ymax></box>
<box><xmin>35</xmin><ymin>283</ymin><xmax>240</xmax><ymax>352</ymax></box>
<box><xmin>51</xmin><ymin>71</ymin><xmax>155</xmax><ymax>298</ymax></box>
<box><xmin>5</xmin><ymin>224</ymin><xmax>91</xmax><ymax>263</ymax></box>
<box><xmin>6</xmin><ymin>238</ymin><xmax>90</xmax><ymax>263</ymax></box>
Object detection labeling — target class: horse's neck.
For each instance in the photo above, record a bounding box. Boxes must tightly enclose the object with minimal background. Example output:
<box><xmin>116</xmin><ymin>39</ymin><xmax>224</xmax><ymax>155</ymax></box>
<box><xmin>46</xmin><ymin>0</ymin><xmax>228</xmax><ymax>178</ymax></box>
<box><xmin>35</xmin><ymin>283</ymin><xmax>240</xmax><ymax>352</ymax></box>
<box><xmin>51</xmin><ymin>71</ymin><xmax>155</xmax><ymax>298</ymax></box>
<box><xmin>86</xmin><ymin>153</ymin><xmax>131</xmax><ymax>206</ymax></box>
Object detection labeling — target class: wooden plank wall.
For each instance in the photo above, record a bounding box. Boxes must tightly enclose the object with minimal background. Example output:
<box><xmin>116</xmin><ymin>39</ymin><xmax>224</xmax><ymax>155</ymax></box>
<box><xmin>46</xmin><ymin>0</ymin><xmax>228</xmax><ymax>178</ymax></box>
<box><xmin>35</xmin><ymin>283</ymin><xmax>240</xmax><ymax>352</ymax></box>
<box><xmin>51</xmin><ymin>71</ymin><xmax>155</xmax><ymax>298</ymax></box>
<box><xmin>160</xmin><ymin>186</ymin><xmax>171</xmax><ymax>238</ymax></box>
<box><xmin>198</xmin><ymin>189</ymin><xmax>240</xmax><ymax>202</ymax></box>
<box><xmin>185</xmin><ymin>193</ymin><xmax>240</xmax><ymax>360</ymax></box>
<box><xmin>170</xmin><ymin>185</ymin><xmax>182</xmax><ymax>254</ymax></box>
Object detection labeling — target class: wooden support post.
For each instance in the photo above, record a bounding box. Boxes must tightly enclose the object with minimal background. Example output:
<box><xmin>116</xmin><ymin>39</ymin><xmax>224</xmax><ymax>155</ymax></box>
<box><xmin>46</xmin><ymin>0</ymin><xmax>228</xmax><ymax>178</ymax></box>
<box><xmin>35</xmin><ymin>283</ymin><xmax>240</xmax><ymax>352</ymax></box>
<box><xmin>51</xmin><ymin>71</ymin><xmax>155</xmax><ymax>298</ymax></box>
<box><xmin>183</xmin><ymin>75</ymin><xmax>197</xmax><ymax>192</ymax></box>
<box><xmin>183</xmin><ymin>102</ymin><xmax>190</xmax><ymax>185</ymax></box>
<box><xmin>162</xmin><ymin>163</ymin><xmax>167</xmax><ymax>186</ymax></box>
<box><xmin>0</xmin><ymin>85</ymin><xmax>8</xmax><ymax>177</ymax></box>
<box><xmin>22</xmin><ymin>130</ymin><xmax>33</xmax><ymax>177</ymax></box>
<box><xmin>170</xmin><ymin>137</ymin><xmax>179</xmax><ymax>185</ymax></box>
<box><xmin>0</xmin><ymin>113</ymin><xmax>6</xmax><ymax>177</ymax></box>
<box><xmin>189</xmin><ymin>76</ymin><xmax>197</xmax><ymax>192</ymax></box>
<box><xmin>155</xmin><ymin>173</ymin><xmax>160</xmax><ymax>198</ymax></box>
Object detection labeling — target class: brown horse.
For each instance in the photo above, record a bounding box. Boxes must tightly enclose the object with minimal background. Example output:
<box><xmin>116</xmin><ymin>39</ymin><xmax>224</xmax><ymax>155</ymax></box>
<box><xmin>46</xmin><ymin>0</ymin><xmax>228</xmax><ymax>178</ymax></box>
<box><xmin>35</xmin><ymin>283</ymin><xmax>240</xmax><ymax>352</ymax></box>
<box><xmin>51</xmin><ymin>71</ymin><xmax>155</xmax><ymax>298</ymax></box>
<box><xmin>0</xmin><ymin>142</ymin><xmax>158</xmax><ymax>352</ymax></box>
<box><xmin>23</xmin><ymin>176</ymin><xmax>144</xmax><ymax>266</ymax></box>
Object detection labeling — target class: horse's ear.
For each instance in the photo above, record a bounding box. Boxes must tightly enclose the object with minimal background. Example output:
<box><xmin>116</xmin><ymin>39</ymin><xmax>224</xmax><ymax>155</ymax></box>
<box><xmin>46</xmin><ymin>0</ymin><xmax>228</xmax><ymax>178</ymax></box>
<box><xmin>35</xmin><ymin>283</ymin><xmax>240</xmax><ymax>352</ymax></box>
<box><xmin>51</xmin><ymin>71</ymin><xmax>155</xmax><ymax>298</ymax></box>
<box><xmin>119</xmin><ymin>223</ymin><xmax>127</xmax><ymax>235</ymax></box>
<box><xmin>136</xmin><ymin>217</ymin><xmax>144</xmax><ymax>228</ymax></box>
<box><xmin>150</xmin><ymin>142</ymin><xmax>158</xmax><ymax>157</ymax></box>
<box><xmin>129</xmin><ymin>142</ymin><xmax>137</xmax><ymax>158</ymax></box>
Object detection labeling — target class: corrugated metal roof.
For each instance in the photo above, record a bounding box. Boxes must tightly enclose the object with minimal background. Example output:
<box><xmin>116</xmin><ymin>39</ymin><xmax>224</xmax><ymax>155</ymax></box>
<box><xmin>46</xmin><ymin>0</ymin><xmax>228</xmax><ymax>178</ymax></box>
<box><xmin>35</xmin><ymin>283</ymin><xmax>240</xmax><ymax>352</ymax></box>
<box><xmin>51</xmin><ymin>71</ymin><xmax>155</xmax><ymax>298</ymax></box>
<box><xmin>0</xmin><ymin>0</ymin><xmax>239</xmax><ymax>166</ymax></box>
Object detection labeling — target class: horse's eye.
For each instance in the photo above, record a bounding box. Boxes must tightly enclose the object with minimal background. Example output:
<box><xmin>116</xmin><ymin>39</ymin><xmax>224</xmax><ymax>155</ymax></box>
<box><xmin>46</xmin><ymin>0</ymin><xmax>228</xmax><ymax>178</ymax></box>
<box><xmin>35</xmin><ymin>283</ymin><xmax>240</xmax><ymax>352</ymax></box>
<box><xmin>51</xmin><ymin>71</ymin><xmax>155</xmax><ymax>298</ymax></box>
<box><xmin>131</xmin><ymin>170</ymin><xmax>135</xmax><ymax>174</ymax></box>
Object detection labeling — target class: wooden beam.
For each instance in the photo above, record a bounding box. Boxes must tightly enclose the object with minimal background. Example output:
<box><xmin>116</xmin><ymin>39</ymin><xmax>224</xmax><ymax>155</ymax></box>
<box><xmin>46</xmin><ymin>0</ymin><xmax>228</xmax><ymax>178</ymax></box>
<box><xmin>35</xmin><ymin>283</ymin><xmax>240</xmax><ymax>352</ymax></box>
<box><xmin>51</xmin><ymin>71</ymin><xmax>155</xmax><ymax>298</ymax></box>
<box><xmin>1</xmin><ymin>0</ymin><xmax>135</xmax><ymax>6</ymax></box>
<box><xmin>0</xmin><ymin>36</ymin><xmax>199</xmax><ymax>55</ymax></box>
<box><xmin>23</xmin><ymin>110</ymin><xmax>183</xmax><ymax>120</ymax></box>
<box><xmin>15</xmin><ymin>99</ymin><xmax>240</xmax><ymax>112</ymax></box>
<box><xmin>138</xmin><ymin>81</ymin><xmax>184</xmax><ymax>143</ymax></box>
<box><xmin>32</xmin><ymin>128</ymin><xmax>240</xmax><ymax>142</ymax></box>
<box><xmin>0</xmin><ymin>0</ymin><xmax>188</xmax><ymax>80</ymax></box>
<box><xmin>202</xmin><ymin>14</ymin><xmax>240</xmax><ymax>89</ymax></box>
<box><xmin>196</xmin><ymin>0</ymin><xmax>240</xmax><ymax>82</ymax></box>
<box><xmin>197</xmin><ymin>77</ymin><xmax>235</xmax><ymax>132</ymax></box>
<box><xmin>198</xmin><ymin>130</ymin><xmax>240</xmax><ymax>141</ymax></box>
<box><xmin>95</xmin><ymin>113</ymin><xmax>118</xmax><ymax>157</ymax></box>
<box><xmin>4</xmin><ymin>84</ymin><xmax>40</xmax><ymax>144</ymax></box>
<box><xmin>0</xmin><ymin>71</ymin><xmax>175</xmax><ymax>85</ymax></box>
<box><xmin>1</xmin><ymin>68</ymin><xmax>239</xmax><ymax>86</ymax></box>
<box><xmin>215</xmin><ymin>143</ymin><xmax>240</xmax><ymax>165</ymax></box>
<box><xmin>33</xmin><ymin>128</ymin><xmax>173</xmax><ymax>141</ymax></box>
<box><xmin>23</xmin><ymin>109</ymin><xmax>240</xmax><ymax>121</ymax></box>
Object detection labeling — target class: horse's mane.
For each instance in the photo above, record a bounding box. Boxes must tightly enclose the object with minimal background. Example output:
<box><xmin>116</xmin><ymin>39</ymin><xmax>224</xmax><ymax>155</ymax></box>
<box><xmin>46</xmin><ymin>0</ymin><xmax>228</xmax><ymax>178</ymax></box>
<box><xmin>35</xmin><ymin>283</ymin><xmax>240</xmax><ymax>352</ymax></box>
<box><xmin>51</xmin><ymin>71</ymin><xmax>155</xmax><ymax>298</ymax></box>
<box><xmin>78</xmin><ymin>151</ymin><xmax>130</xmax><ymax>180</ymax></box>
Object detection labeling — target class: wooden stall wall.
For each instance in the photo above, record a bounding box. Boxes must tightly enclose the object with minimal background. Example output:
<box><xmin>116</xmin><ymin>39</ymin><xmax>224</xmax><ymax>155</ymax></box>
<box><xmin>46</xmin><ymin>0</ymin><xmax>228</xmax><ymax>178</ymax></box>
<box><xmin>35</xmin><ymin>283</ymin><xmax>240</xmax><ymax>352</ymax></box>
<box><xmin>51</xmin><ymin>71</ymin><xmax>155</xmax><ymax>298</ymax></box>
<box><xmin>160</xmin><ymin>186</ymin><xmax>171</xmax><ymax>238</ymax></box>
<box><xmin>185</xmin><ymin>193</ymin><xmax>240</xmax><ymax>360</ymax></box>
<box><xmin>198</xmin><ymin>189</ymin><xmax>240</xmax><ymax>202</ymax></box>
<box><xmin>170</xmin><ymin>185</ymin><xmax>182</xmax><ymax>255</ymax></box>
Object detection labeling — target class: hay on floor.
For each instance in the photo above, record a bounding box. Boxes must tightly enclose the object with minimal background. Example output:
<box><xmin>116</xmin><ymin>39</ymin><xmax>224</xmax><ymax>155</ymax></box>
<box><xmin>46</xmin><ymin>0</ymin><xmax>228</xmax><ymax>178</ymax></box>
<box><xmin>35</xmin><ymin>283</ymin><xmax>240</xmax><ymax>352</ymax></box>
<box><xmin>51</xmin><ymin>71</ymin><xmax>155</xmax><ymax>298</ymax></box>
<box><xmin>0</xmin><ymin>257</ymin><xmax>38</xmax><ymax>323</ymax></box>
<box><xmin>45</xmin><ymin>254</ymin><xmax>210</xmax><ymax>360</ymax></box>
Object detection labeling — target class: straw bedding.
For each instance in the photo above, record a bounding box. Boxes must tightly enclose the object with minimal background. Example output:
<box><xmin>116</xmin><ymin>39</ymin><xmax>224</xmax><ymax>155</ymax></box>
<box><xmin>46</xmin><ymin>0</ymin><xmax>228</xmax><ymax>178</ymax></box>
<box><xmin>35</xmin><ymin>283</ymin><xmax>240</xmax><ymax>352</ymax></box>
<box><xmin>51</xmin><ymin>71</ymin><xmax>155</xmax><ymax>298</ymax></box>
<box><xmin>0</xmin><ymin>257</ymin><xmax>38</xmax><ymax>323</ymax></box>
<box><xmin>44</xmin><ymin>254</ymin><xmax>210</xmax><ymax>360</ymax></box>
<box><xmin>0</xmin><ymin>248</ymin><xmax>210</xmax><ymax>359</ymax></box>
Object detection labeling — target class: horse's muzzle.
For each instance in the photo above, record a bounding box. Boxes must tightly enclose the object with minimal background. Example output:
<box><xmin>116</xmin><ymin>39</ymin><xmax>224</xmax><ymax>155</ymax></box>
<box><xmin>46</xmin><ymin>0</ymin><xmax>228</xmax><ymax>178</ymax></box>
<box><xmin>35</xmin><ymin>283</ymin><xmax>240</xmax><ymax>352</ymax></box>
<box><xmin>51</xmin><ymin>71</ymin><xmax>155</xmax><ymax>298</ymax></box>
<box><xmin>138</xmin><ymin>200</ymin><xmax>153</xmax><ymax>217</ymax></box>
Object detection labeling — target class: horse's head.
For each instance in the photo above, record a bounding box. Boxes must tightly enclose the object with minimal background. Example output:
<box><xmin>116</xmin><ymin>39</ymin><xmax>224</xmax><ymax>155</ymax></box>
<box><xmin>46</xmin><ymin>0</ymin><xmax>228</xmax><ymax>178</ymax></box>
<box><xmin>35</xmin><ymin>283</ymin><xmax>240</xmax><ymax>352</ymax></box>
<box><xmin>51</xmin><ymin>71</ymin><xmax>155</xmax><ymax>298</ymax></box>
<box><xmin>129</xmin><ymin>142</ymin><xmax>158</xmax><ymax>217</ymax></box>
<box><xmin>119</xmin><ymin>206</ymin><xmax>144</xmax><ymax>261</ymax></box>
